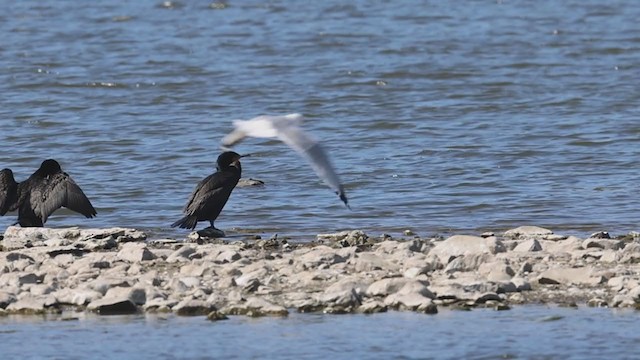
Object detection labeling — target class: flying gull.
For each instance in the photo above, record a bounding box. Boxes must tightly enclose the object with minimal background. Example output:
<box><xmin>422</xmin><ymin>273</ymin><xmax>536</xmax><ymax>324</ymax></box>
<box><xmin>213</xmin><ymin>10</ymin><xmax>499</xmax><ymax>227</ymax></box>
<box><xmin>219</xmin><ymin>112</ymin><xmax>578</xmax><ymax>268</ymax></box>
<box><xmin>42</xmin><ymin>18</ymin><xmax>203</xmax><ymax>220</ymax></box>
<box><xmin>221</xmin><ymin>113</ymin><xmax>349</xmax><ymax>208</ymax></box>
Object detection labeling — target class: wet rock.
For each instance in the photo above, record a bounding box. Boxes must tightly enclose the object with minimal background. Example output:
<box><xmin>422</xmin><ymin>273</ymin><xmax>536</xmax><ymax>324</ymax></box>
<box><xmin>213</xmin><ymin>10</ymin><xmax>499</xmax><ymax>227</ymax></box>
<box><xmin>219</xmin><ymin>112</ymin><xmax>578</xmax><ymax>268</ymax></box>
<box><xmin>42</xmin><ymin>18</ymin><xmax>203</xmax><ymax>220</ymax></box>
<box><xmin>357</xmin><ymin>299</ymin><xmax>387</xmax><ymax>314</ymax></box>
<box><xmin>237</xmin><ymin>178</ymin><xmax>265</xmax><ymax>187</ymax></box>
<box><xmin>53</xmin><ymin>288</ymin><xmax>103</xmax><ymax>306</ymax></box>
<box><xmin>87</xmin><ymin>298</ymin><xmax>138</xmax><ymax>315</ymax></box>
<box><xmin>503</xmin><ymin>226</ymin><xmax>553</xmax><ymax>239</ymax></box>
<box><xmin>429</xmin><ymin>235</ymin><xmax>505</xmax><ymax>264</ymax></box>
<box><xmin>590</xmin><ymin>231</ymin><xmax>610</xmax><ymax>239</ymax></box>
<box><xmin>222</xmin><ymin>297</ymin><xmax>288</xmax><ymax>317</ymax></box>
<box><xmin>189</xmin><ymin>227</ymin><xmax>226</xmax><ymax>240</ymax></box>
<box><xmin>5</xmin><ymin>296</ymin><xmax>47</xmax><ymax>314</ymax></box>
<box><xmin>207</xmin><ymin>310</ymin><xmax>229</xmax><ymax>321</ymax></box>
<box><xmin>117</xmin><ymin>243</ymin><xmax>157</xmax><ymax>262</ymax></box>
<box><xmin>316</xmin><ymin>230</ymin><xmax>370</xmax><ymax>247</ymax></box>
<box><xmin>384</xmin><ymin>293</ymin><xmax>437</xmax><ymax>314</ymax></box>
<box><xmin>103</xmin><ymin>286</ymin><xmax>146</xmax><ymax>305</ymax></box>
<box><xmin>173</xmin><ymin>299</ymin><xmax>216</xmax><ymax>316</ymax></box>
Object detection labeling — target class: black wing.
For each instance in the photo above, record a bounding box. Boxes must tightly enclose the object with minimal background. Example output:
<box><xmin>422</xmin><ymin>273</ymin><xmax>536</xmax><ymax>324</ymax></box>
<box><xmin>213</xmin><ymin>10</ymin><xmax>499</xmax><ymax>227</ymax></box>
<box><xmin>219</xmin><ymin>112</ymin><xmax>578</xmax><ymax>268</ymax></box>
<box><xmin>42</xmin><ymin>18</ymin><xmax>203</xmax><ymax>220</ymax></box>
<box><xmin>33</xmin><ymin>172</ymin><xmax>97</xmax><ymax>223</ymax></box>
<box><xmin>0</xmin><ymin>169</ymin><xmax>18</xmax><ymax>215</ymax></box>
<box><xmin>183</xmin><ymin>171</ymin><xmax>240</xmax><ymax>215</ymax></box>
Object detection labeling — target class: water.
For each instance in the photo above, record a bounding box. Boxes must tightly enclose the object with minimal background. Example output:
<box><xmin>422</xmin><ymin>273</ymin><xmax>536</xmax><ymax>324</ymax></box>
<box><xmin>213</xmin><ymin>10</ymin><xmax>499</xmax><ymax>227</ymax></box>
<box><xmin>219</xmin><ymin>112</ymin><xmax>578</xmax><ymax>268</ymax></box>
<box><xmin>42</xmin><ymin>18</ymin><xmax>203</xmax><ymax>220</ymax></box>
<box><xmin>2</xmin><ymin>1</ymin><xmax>640</xmax><ymax>356</ymax></box>
<box><xmin>0</xmin><ymin>306</ymin><xmax>638</xmax><ymax>359</ymax></box>
<box><xmin>2</xmin><ymin>1</ymin><xmax>640</xmax><ymax>240</ymax></box>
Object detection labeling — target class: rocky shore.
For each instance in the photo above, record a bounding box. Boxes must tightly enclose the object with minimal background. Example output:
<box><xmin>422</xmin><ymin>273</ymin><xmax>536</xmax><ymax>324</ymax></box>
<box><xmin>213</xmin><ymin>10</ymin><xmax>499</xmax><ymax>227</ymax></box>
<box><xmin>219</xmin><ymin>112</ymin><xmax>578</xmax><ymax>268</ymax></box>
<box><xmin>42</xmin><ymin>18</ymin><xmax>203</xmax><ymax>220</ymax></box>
<box><xmin>1</xmin><ymin>225</ymin><xmax>639</xmax><ymax>319</ymax></box>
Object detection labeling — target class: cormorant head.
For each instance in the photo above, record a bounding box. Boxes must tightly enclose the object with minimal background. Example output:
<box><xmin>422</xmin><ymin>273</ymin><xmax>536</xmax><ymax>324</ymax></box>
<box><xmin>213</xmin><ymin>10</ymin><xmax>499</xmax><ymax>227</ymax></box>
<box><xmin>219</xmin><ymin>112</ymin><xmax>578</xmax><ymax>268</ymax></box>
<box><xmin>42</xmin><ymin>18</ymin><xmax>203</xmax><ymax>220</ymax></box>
<box><xmin>216</xmin><ymin>151</ymin><xmax>248</xmax><ymax>170</ymax></box>
<box><xmin>37</xmin><ymin>159</ymin><xmax>62</xmax><ymax>176</ymax></box>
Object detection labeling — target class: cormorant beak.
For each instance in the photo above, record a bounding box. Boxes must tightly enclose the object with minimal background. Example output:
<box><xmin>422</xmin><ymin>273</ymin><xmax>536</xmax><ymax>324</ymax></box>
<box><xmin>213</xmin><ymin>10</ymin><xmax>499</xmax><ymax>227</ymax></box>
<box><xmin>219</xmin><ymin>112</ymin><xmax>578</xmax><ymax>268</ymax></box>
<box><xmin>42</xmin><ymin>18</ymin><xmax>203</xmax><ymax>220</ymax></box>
<box><xmin>240</xmin><ymin>153</ymin><xmax>251</xmax><ymax>158</ymax></box>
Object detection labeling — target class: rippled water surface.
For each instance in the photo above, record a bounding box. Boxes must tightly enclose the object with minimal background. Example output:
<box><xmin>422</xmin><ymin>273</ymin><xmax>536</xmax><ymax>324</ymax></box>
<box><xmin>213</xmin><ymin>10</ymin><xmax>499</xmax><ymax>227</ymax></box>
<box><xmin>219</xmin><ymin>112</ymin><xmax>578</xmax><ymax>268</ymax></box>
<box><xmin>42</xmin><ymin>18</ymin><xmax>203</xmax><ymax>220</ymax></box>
<box><xmin>1</xmin><ymin>306</ymin><xmax>639</xmax><ymax>359</ymax></box>
<box><xmin>2</xmin><ymin>0</ymin><xmax>639</xmax><ymax>239</ymax></box>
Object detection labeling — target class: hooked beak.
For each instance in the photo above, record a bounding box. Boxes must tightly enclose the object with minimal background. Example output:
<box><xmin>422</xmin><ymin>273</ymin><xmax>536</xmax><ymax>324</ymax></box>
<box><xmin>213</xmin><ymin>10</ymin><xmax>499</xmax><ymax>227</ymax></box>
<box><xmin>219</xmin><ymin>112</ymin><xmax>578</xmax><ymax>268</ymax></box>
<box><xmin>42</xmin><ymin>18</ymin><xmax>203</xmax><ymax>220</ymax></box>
<box><xmin>240</xmin><ymin>153</ymin><xmax>251</xmax><ymax>158</ymax></box>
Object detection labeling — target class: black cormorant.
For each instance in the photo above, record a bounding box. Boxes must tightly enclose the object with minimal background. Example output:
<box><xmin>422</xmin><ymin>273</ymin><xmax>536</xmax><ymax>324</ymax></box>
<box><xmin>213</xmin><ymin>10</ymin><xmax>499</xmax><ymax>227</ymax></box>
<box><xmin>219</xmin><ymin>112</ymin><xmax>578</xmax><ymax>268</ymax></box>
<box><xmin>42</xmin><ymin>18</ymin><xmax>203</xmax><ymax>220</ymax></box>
<box><xmin>0</xmin><ymin>159</ymin><xmax>97</xmax><ymax>227</ymax></box>
<box><xmin>171</xmin><ymin>151</ymin><xmax>246</xmax><ymax>231</ymax></box>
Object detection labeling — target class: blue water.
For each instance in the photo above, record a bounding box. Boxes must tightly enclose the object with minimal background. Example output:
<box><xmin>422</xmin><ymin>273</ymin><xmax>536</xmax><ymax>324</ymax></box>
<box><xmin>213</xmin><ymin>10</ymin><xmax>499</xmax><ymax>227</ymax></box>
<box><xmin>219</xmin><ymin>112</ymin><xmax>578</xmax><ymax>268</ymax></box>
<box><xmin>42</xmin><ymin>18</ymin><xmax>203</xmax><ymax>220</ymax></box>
<box><xmin>0</xmin><ymin>306</ymin><xmax>639</xmax><ymax>359</ymax></box>
<box><xmin>2</xmin><ymin>2</ymin><xmax>640</xmax><ymax>357</ymax></box>
<box><xmin>1</xmin><ymin>0</ymin><xmax>639</xmax><ymax>240</ymax></box>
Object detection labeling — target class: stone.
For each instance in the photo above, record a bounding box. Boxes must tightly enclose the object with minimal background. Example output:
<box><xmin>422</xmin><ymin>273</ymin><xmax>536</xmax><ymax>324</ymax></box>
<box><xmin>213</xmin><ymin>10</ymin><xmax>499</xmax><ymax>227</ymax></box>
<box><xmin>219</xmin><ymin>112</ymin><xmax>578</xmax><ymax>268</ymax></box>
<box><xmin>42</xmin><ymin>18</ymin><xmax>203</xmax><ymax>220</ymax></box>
<box><xmin>348</xmin><ymin>253</ymin><xmax>395</xmax><ymax>272</ymax></box>
<box><xmin>367</xmin><ymin>278</ymin><xmax>411</xmax><ymax>297</ymax></box>
<box><xmin>316</xmin><ymin>230</ymin><xmax>370</xmax><ymax>247</ymax></box>
<box><xmin>216</xmin><ymin>250</ymin><xmax>241</xmax><ymax>263</ymax></box>
<box><xmin>512</xmin><ymin>239</ymin><xmax>543</xmax><ymax>252</ymax></box>
<box><xmin>357</xmin><ymin>300</ymin><xmax>387</xmax><ymax>314</ymax></box>
<box><xmin>5</xmin><ymin>296</ymin><xmax>47</xmax><ymax>314</ymax></box>
<box><xmin>103</xmin><ymin>286</ymin><xmax>147</xmax><ymax>305</ymax></box>
<box><xmin>296</xmin><ymin>246</ymin><xmax>346</xmax><ymax>269</ymax></box>
<box><xmin>538</xmin><ymin>267</ymin><xmax>603</xmax><ymax>286</ymax></box>
<box><xmin>117</xmin><ymin>243</ymin><xmax>156</xmax><ymax>262</ymax></box>
<box><xmin>318</xmin><ymin>288</ymin><xmax>362</xmax><ymax>308</ymax></box>
<box><xmin>173</xmin><ymin>299</ymin><xmax>215</xmax><ymax>316</ymax></box>
<box><xmin>54</xmin><ymin>288</ymin><xmax>103</xmax><ymax>306</ymax></box>
<box><xmin>384</xmin><ymin>293</ymin><xmax>437</xmax><ymax>314</ymax></box>
<box><xmin>444</xmin><ymin>253</ymin><xmax>494</xmax><ymax>273</ymax></box>
<box><xmin>2</xmin><ymin>227</ymin><xmax>146</xmax><ymax>250</ymax></box>
<box><xmin>87</xmin><ymin>298</ymin><xmax>138</xmax><ymax>315</ymax></box>
<box><xmin>582</xmin><ymin>238</ymin><xmax>624</xmax><ymax>251</ymax></box>
<box><xmin>166</xmin><ymin>246</ymin><xmax>197</xmax><ymax>263</ymax></box>
<box><xmin>0</xmin><ymin>291</ymin><xmax>16</xmax><ymax>309</ymax></box>
<box><xmin>207</xmin><ymin>310</ymin><xmax>229</xmax><ymax>321</ymax></box>
<box><xmin>429</xmin><ymin>235</ymin><xmax>505</xmax><ymax>264</ymax></box>
<box><xmin>503</xmin><ymin>226</ymin><xmax>553</xmax><ymax>239</ymax></box>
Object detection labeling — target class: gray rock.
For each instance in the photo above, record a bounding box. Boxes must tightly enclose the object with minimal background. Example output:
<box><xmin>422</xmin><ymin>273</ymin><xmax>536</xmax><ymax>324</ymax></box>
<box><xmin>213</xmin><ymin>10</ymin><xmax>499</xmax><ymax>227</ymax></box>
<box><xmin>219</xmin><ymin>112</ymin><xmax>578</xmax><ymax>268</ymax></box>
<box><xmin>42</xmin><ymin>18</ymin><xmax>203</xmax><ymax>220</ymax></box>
<box><xmin>237</xmin><ymin>178</ymin><xmax>265</xmax><ymax>187</ymax></box>
<box><xmin>367</xmin><ymin>278</ymin><xmax>411</xmax><ymax>297</ymax></box>
<box><xmin>316</xmin><ymin>230</ymin><xmax>369</xmax><ymax>247</ymax></box>
<box><xmin>503</xmin><ymin>226</ymin><xmax>553</xmax><ymax>239</ymax></box>
<box><xmin>166</xmin><ymin>246</ymin><xmax>197</xmax><ymax>263</ymax></box>
<box><xmin>88</xmin><ymin>298</ymin><xmax>138</xmax><ymax>315</ymax></box>
<box><xmin>384</xmin><ymin>293</ymin><xmax>437</xmax><ymax>314</ymax></box>
<box><xmin>357</xmin><ymin>299</ymin><xmax>387</xmax><ymax>314</ymax></box>
<box><xmin>2</xmin><ymin>227</ymin><xmax>146</xmax><ymax>250</ymax></box>
<box><xmin>318</xmin><ymin>288</ymin><xmax>362</xmax><ymax>308</ymax></box>
<box><xmin>444</xmin><ymin>253</ymin><xmax>494</xmax><ymax>273</ymax></box>
<box><xmin>512</xmin><ymin>239</ymin><xmax>543</xmax><ymax>252</ymax></box>
<box><xmin>53</xmin><ymin>288</ymin><xmax>103</xmax><ymax>306</ymax></box>
<box><xmin>5</xmin><ymin>296</ymin><xmax>46</xmax><ymax>314</ymax></box>
<box><xmin>538</xmin><ymin>267</ymin><xmax>603</xmax><ymax>286</ymax></box>
<box><xmin>582</xmin><ymin>238</ymin><xmax>624</xmax><ymax>251</ymax></box>
<box><xmin>117</xmin><ymin>243</ymin><xmax>156</xmax><ymax>262</ymax></box>
<box><xmin>0</xmin><ymin>291</ymin><xmax>16</xmax><ymax>309</ymax></box>
<box><xmin>348</xmin><ymin>253</ymin><xmax>395</xmax><ymax>272</ymax></box>
<box><xmin>103</xmin><ymin>286</ymin><xmax>147</xmax><ymax>305</ymax></box>
<box><xmin>173</xmin><ymin>299</ymin><xmax>216</xmax><ymax>316</ymax></box>
<box><xmin>229</xmin><ymin>297</ymin><xmax>289</xmax><ymax>317</ymax></box>
<box><xmin>429</xmin><ymin>235</ymin><xmax>505</xmax><ymax>264</ymax></box>
<box><xmin>295</xmin><ymin>246</ymin><xmax>346</xmax><ymax>269</ymax></box>
<box><xmin>216</xmin><ymin>250</ymin><xmax>241</xmax><ymax>263</ymax></box>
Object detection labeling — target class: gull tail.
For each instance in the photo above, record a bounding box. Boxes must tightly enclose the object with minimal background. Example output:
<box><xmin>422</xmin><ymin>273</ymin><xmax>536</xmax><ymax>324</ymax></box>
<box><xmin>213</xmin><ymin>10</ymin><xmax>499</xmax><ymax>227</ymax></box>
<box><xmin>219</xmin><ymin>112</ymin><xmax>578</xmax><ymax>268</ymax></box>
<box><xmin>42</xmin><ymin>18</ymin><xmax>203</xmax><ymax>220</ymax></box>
<box><xmin>171</xmin><ymin>215</ymin><xmax>198</xmax><ymax>230</ymax></box>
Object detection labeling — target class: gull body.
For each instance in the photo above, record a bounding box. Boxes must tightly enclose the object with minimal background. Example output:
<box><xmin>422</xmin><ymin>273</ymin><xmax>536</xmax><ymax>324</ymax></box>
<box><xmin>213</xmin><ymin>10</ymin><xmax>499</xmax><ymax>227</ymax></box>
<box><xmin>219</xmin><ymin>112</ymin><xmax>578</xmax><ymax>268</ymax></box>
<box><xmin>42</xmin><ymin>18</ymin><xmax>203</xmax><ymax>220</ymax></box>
<box><xmin>222</xmin><ymin>113</ymin><xmax>349</xmax><ymax>208</ymax></box>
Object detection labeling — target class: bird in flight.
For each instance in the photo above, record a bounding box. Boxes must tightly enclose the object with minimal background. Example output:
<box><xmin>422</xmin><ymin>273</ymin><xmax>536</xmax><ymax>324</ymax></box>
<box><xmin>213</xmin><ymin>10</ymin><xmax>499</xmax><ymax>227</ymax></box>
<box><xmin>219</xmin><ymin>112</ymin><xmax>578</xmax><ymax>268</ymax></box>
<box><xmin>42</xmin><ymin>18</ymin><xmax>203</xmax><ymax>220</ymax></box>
<box><xmin>221</xmin><ymin>113</ymin><xmax>349</xmax><ymax>209</ymax></box>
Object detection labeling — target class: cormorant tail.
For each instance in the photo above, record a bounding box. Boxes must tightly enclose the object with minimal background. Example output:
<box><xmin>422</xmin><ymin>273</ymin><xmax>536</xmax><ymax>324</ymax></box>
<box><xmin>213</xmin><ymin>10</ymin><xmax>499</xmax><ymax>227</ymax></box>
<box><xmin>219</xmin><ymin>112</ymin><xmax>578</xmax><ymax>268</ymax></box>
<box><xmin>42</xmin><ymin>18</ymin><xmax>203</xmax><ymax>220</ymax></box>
<box><xmin>171</xmin><ymin>215</ymin><xmax>198</xmax><ymax>230</ymax></box>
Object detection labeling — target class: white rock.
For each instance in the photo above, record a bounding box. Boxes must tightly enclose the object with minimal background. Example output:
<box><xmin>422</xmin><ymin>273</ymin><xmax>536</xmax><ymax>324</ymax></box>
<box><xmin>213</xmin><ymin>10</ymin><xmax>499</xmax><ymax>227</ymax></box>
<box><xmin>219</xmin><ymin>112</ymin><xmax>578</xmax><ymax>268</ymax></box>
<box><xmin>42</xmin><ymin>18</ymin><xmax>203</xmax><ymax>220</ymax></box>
<box><xmin>367</xmin><ymin>278</ymin><xmax>411</xmax><ymax>297</ymax></box>
<box><xmin>429</xmin><ymin>235</ymin><xmax>505</xmax><ymax>264</ymax></box>
<box><xmin>166</xmin><ymin>246</ymin><xmax>197</xmax><ymax>263</ymax></box>
<box><xmin>503</xmin><ymin>226</ymin><xmax>553</xmax><ymax>239</ymax></box>
<box><xmin>512</xmin><ymin>239</ymin><xmax>543</xmax><ymax>252</ymax></box>
<box><xmin>117</xmin><ymin>243</ymin><xmax>156</xmax><ymax>262</ymax></box>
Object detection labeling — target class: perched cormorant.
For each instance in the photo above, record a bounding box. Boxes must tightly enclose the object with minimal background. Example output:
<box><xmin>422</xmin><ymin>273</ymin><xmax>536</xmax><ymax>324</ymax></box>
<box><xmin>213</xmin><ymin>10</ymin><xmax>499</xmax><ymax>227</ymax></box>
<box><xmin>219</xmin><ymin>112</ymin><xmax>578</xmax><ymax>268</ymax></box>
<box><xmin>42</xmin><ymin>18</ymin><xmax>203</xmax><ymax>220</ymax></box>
<box><xmin>221</xmin><ymin>113</ymin><xmax>350</xmax><ymax>208</ymax></box>
<box><xmin>171</xmin><ymin>151</ymin><xmax>247</xmax><ymax>231</ymax></box>
<box><xmin>0</xmin><ymin>159</ymin><xmax>97</xmax><ymax>227</ymax></box>
<box><xmin>0</xmin><ymin>169</ymin><xmax>18</xmax><ymax>216</ymax></box>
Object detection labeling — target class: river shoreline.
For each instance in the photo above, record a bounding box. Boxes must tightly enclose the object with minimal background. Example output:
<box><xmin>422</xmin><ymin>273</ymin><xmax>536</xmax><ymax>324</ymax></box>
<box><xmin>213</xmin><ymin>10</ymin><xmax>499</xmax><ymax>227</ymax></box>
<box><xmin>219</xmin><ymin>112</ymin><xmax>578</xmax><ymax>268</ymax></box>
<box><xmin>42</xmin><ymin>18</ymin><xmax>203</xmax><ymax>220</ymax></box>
<box><xmin>1</xmin><ymin>225</ymin><xmax>638</xmax><ymax>319</ymax></box>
